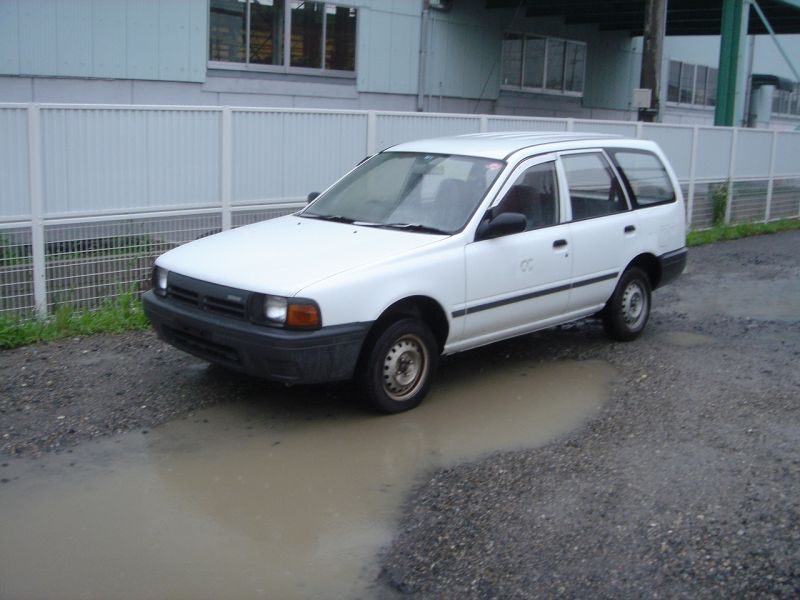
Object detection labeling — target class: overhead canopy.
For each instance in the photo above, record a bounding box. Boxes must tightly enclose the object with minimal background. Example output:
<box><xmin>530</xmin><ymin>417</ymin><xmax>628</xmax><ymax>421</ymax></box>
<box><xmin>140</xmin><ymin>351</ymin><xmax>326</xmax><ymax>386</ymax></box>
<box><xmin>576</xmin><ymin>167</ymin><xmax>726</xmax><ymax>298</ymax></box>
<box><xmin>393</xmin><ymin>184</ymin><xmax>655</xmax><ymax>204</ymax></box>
<box><xmin>485</xmin><ymin>0</ymin><xmax>800</xmax><ymax>36</ymax></box>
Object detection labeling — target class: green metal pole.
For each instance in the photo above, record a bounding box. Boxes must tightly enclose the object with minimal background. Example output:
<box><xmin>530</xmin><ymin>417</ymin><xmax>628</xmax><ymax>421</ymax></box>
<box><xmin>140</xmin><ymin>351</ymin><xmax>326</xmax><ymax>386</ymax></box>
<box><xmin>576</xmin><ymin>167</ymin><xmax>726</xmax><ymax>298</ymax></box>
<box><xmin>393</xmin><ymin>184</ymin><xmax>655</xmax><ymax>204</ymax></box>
<box><xmin>716</xmin><ymin>0</ymin><xmax>745</xmax><ymax>126</ymax></box>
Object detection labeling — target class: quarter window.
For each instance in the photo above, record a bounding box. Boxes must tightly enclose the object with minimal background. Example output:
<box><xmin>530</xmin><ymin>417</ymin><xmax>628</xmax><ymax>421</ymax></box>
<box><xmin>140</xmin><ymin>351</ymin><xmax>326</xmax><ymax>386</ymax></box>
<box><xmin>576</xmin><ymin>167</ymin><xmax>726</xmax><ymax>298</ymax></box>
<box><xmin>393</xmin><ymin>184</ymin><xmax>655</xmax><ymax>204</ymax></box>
<box><xmin>209</xmin><ymin>0</ymin><xmax>357</xmax><ymax>73</ymax></box>
<box><xmin>608</xmin><ymin>150</ymin><xmax>675</xmax><ymax>206</ymax></box>
<box><xmin>561</xmin><ymin>153</ymin><xmax>627</xmax><ymax>220</ymax></box>
<box><xmin>502</xmin><ymin>33</ymin><xmax>586</xmax><ymax>95</ymax></box>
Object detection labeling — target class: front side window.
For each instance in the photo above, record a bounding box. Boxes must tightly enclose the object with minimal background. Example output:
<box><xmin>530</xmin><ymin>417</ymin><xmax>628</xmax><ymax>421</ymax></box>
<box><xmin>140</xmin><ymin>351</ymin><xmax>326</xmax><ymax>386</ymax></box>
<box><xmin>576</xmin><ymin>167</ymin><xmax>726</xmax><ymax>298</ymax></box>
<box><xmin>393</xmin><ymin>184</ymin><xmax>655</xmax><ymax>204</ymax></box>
<box><xmin>209</xmin><ymin>0</ymin><xmax>356</xmax><ymax>72</ymax></box>
<box><xmin>561</xmin><ymin>153</ymin><xmax>627</xmax><ymax>220</ymax></box>
<box><xmin>302</xmin><ymin>153</ymin><xmax>504</xmax><ymax>234</ymax></box>
<box><xmin>501</xmin><ymin>32</ymin><xmax>586</xmax><ymax>95</ymax></box>
<box><xmin>608</xmin><ymin>150</ymin><xmax>675</xmax><ymax>207</ymax></box>
<box><xmin>494</xmin><ymin>161</ymin><xmax>560</xmax><ymax>231</ymax></box>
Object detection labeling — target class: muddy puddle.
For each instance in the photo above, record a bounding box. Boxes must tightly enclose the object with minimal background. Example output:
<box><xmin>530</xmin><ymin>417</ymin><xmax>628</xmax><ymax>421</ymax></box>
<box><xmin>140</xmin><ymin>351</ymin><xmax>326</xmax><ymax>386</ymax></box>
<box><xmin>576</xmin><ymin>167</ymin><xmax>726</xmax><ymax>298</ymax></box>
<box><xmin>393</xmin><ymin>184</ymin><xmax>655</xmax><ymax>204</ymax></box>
<box><xmin>0</xmin><ymin>358</ymin><xmax>614</xmax><ymax>600</ymax></box>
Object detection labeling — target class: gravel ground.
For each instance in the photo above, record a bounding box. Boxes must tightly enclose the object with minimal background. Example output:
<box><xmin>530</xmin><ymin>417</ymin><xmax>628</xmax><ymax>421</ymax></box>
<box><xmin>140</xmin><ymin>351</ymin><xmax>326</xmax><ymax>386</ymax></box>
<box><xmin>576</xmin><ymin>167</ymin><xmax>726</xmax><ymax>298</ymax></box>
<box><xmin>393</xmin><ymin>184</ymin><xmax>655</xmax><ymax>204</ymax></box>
<box><xmin>0</xmin><ymin>331</ymin><xmax>239</xmax><ymax>458</ymax></box>
<box><xmin>1</xmin><ymin>231</ymin><xmax>798</xmax><ymax>598</ymax></box>
<box><xmin>378</xmin><ymin>230</ymin><xmax>800</xmax><ymax>599</ymax></box>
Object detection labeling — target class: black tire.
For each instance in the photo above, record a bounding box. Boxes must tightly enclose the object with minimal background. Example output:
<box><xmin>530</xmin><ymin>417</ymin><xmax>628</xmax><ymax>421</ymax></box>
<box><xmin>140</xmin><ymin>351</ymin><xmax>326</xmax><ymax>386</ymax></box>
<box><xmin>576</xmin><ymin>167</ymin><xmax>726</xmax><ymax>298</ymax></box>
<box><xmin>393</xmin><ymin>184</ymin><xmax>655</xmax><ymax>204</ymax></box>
<box><xmin>357</xmin><ymin>318</ymin><xmax>438</xmax><ymax>414</ymax></box>
<box><xmin>602</xmin><ymin>267</ymin><xmax>652</xmax><ymax>341</ymax></box>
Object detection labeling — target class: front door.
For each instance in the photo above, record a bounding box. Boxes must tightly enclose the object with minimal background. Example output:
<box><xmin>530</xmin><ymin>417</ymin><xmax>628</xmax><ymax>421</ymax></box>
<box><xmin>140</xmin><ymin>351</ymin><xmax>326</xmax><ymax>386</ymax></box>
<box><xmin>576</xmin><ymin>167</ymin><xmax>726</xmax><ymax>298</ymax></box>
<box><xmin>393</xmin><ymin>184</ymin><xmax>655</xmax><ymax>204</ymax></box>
<box><xmin>461</xmin><ymin>156</ymin><xmax>573</xmax><ymax>348</ymax></box>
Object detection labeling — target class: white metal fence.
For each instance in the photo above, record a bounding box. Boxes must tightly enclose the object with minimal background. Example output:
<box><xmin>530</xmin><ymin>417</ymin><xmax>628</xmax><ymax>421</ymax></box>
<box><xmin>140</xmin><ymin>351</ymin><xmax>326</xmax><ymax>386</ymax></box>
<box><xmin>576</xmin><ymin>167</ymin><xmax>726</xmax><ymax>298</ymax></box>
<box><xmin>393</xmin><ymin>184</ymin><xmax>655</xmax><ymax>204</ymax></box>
<box><xmin>1</xmin><ymin>103</ymin><xmax>799</xmax><ymax>319</ymax></box>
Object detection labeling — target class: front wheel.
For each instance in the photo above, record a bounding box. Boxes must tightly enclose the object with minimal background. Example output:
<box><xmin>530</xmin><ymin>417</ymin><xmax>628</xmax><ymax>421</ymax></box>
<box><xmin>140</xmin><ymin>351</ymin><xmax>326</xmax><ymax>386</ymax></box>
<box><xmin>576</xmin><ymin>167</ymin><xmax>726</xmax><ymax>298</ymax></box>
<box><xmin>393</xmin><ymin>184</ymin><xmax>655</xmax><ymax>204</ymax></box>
<box><xmin>358</xmin><ymin>318</ymin><xmax>438</xmax><ymax>414</ymax></box>
<box><xmin>602</xmin><ymin>267</ymin><xmax>652</xmax><ymax>341</ymax></box>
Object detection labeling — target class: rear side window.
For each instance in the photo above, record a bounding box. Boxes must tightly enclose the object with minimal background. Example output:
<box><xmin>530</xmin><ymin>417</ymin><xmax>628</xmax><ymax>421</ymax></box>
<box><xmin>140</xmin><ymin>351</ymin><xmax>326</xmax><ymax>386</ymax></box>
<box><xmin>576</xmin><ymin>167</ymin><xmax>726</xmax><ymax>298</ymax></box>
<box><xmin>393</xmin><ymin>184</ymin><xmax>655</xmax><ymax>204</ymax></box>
<box><xmin>608</xmin><ymin>150</ymin><xmax>675</xmax><ymax>207</ymax></box>
<box><xmin>561</xmin><ymin>152</ymin><xmax>628</xmax><ymax>220</ymax></box>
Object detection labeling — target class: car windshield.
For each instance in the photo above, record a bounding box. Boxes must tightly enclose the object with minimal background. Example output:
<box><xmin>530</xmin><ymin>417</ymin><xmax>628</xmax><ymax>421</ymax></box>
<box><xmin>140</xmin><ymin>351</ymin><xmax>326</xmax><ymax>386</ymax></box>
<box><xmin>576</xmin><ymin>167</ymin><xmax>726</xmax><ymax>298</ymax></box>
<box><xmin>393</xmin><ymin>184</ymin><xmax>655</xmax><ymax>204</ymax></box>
<box><xmin>300</xmin><ymin>152</ymin><xmax>505</xmax><ymax>234</ymax></box>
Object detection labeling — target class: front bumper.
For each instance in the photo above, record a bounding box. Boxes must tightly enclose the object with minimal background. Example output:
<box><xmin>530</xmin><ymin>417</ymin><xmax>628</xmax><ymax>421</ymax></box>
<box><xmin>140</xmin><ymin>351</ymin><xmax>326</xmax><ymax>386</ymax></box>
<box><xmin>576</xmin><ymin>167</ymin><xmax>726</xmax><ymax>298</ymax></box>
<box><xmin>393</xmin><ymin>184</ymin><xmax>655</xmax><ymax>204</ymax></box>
<box><xmin>143</xmin><ymin>290</ymin><xmax>371</xmax><ymax>384</ymax></box>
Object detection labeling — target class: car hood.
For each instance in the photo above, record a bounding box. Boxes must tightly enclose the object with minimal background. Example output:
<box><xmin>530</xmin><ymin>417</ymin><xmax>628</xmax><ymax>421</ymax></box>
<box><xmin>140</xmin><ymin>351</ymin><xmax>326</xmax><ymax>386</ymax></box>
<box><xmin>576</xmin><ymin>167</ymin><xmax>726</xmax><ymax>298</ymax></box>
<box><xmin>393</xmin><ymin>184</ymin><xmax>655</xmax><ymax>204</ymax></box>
<box><xmin>156</xmin><ymin>215</ymin><xmax>447</xmax><ymax>297</ymax></box>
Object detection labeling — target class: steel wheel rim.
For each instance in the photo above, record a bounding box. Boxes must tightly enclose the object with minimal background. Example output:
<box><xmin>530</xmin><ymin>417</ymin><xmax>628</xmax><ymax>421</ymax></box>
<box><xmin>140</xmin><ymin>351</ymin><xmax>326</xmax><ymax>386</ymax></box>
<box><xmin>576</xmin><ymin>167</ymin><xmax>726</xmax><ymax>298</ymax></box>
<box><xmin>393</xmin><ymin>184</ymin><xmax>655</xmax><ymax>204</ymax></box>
<box><xmin>621</xmin><ymin>280</ymin><xmax>647</xmax><ymax>328</ymax></box>
<box><xmin>382</xmin><ymin>334</ymin><xmax>428</xmax><ymax>402</ymax></box>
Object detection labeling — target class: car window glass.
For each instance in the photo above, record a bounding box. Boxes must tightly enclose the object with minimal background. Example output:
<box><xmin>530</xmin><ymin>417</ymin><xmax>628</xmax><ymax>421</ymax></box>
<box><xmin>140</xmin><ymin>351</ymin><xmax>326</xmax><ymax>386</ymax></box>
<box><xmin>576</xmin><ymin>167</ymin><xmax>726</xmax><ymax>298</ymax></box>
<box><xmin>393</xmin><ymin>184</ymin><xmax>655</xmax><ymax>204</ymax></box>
<box><xmin>610</xmin><ymin>150</ymin><xmax>675</xmax><ymax>206</ymax></box>
<box><xmin>561</xmin><ymin>153</ymin><xmax>627</xmax><ymax>220</ymax></box>
<box><xmin>493</xmin><ymin>161</ymin><xmax>559</xmax><ymax>231</ymax></box>
<box><xmin>303</xmin><ymin>152</ymin><xmax>504</xmax><ymax>233</ymax></box>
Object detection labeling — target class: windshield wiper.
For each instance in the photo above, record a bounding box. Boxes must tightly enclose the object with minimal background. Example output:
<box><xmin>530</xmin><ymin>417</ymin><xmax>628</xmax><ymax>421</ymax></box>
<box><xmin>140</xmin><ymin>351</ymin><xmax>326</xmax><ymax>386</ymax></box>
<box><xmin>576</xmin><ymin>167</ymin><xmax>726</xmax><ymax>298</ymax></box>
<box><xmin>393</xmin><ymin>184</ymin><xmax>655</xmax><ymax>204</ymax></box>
<box><xmin>301</xmin><ymin>213</ymin><xmax>355</xmax><ymax>224</ymax></box>
<box><xmin>382</xmin><ymin>223</ymin><xmax>450</xmax><ymax>235</ymax></box>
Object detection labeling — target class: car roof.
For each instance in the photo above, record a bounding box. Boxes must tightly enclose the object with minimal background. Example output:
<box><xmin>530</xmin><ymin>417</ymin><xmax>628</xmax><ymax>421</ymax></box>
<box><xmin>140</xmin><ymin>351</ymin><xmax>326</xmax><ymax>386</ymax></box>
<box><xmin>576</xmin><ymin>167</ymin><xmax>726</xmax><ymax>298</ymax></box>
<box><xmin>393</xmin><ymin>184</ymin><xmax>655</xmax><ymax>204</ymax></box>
<box><xmin>386</xmin><ymin>131</ymin><xmax>632</xmax><ymax>160</ymax></box>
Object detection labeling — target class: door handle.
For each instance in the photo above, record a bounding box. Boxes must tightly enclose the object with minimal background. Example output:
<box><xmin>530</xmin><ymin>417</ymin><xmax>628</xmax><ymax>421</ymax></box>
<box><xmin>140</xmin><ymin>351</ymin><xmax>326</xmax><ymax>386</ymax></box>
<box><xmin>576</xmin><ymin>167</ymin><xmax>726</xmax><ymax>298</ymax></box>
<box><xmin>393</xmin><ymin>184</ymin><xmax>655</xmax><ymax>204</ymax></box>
<box><xmin>553</xmin><ymin>239</ymin><xmax>568</xmax><ymax>248</ymax></box>
<box><xmin>624</xmin><ymin>225</ymin><xmax>636</xmax><ymax>233</ymax></box>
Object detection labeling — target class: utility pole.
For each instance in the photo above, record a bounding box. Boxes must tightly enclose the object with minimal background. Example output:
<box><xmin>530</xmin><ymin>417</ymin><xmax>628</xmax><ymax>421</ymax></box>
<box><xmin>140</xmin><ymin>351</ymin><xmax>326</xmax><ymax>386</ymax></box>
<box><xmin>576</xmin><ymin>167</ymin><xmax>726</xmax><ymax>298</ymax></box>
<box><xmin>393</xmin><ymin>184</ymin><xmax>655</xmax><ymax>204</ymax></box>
<box><xmin>639</xmin><ymin>0</ymin><xmax>668</xmax><ymax>122</ymax></box>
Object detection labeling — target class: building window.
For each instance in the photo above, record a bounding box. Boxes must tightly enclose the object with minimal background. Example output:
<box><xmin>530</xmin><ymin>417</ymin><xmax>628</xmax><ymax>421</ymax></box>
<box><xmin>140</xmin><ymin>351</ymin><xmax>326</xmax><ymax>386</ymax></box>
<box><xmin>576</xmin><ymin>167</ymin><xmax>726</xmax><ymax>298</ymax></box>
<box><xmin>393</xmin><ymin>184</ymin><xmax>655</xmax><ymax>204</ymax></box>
<box><xmin>502</xmin><ymin>33</ymin><xmax>586</xmax><ymax>96</ymax></box>
<box><xmin>209</xmin><ymin>0</ymin><xmax>357</xmax><ymax>73</ymax></box>
<box><xmin>667</xmin><ymin>60</ymin><xmax>718</xmax><ymax>107</ymax></box>
<box><xmin>772</xmin><ymin>88</ymin><xmax>800</xmax><ymax>116</ymax></box>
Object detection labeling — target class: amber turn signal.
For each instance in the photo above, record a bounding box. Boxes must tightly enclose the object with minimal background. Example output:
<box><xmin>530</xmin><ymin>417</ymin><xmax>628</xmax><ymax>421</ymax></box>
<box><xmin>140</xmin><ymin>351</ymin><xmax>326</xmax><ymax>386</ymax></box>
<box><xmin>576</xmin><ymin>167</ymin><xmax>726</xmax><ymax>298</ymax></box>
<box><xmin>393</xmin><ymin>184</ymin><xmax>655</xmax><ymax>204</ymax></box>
<box><xmin>286</xmin><ymin>303</ymin><xmax>321</xmax><ymax>328</ymax></box>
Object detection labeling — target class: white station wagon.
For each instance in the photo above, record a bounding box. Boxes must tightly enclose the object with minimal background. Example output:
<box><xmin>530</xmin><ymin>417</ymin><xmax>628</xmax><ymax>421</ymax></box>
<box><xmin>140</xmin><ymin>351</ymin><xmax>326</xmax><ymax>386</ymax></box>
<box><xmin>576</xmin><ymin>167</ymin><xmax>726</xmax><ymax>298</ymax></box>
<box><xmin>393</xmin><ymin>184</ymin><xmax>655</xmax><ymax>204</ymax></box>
<box><xmin>144</xmin><ymin>132</ymin><xmax>687</xmax><ymax>413</ymax></box>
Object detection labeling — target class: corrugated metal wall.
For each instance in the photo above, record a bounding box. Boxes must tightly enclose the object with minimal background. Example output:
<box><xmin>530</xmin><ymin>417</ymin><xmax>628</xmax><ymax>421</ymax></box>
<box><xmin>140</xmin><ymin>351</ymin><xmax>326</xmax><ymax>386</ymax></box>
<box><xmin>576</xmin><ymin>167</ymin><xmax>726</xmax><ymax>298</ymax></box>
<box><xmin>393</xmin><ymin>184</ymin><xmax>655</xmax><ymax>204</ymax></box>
<box><xmin>40</xmin><ymin>107</ymin><xmax>220</xmax><ymax>215</ymax></box>
<box><xmin>1</xmin><ymin>104</ymin><xmax>799</xmax><ymax>221</ymax></box>
<box><xmin>0</xmin><ymin>0</ymin><xmax>207</xmax><ymax>83</ymax></box>
<box><xmin>0</xmin><ymin>106</ymin><xmax>29</xmax><ymax>218</ymax></box>
<box><xmin>232</xmin><ymin>110</ymin><xmax>369</xmax><ymax>204</ymax></box>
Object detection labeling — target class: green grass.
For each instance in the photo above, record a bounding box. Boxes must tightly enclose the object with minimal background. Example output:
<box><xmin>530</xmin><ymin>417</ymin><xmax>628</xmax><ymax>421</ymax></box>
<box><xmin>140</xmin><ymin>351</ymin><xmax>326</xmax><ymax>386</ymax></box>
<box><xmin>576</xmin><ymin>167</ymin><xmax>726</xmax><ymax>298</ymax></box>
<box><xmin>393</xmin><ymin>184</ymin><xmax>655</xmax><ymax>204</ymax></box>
<box><xmin>0</xmin><ymin>291</ymin><xmax>150</xmax><ymax>350</ymax></box>
<box><xmin>686</xmin><ymin>218</ymin><xmax>800</xmax><ymax>247</ymax></box>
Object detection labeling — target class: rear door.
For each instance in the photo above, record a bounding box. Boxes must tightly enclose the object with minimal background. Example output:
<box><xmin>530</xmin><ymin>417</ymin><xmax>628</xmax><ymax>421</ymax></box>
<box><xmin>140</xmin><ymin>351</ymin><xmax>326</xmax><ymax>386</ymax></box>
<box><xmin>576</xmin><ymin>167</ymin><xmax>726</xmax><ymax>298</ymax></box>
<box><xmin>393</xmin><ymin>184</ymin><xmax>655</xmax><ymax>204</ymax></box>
<box><xmin>559</xmin><ymin>150</ymin><xmax>637</xmax><ymax>313</ymax></box>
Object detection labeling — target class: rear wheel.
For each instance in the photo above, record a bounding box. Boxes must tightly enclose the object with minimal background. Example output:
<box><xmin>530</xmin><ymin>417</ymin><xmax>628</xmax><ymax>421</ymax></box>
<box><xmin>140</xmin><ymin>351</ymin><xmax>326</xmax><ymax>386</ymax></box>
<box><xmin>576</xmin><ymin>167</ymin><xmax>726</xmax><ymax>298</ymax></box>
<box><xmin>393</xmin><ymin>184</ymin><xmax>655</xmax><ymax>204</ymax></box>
<box><xmin>358</xmin><ymin>318</ymin><xmax>438</xmax><ymax>414</ymax></box>
<box><xmin>602</xmin><ymin>267</ymin><xmax>651</xmax><ymax>341</ymax></box>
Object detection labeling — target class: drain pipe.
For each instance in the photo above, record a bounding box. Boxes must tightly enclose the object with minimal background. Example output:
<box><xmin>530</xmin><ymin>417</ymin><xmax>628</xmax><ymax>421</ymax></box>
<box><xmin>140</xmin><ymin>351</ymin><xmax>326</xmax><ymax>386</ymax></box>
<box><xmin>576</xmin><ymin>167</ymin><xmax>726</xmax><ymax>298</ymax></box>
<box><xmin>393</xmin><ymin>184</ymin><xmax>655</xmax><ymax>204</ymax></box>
<box><xmin>417</xmin><ymin>1</ymin><xmax>430</xmax><ymax>112</ymax></box>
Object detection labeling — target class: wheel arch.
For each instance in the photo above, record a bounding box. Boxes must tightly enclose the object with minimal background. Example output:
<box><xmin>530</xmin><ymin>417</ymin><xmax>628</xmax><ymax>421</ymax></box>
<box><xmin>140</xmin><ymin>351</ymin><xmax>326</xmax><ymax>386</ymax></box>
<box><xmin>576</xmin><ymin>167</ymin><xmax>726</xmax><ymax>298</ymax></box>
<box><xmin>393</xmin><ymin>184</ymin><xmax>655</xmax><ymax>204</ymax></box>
<box><xmin>626</xmin><ymin>252</ymin><xmax>661</xmax><ymax>289</ymax></box>
<box><xmin>363</xmin><ymin>296</ymin><xmax>450</xmax><ymax>357</ymax></box>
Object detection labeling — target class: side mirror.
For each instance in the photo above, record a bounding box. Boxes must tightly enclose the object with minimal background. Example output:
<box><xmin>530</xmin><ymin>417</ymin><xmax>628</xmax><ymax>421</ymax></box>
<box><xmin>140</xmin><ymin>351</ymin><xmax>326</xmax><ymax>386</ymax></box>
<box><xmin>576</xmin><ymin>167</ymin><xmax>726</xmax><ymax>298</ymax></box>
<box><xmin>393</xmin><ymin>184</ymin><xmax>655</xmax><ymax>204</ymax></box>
<box><xmin>307</xmin><ymin>192</ymin><xmax>320</xmax><ymax>204</ymax></box>
<box><xmin>476</xmin><ymin>212</ymin><xmax>526</xmax><ymax>241</ymax></box>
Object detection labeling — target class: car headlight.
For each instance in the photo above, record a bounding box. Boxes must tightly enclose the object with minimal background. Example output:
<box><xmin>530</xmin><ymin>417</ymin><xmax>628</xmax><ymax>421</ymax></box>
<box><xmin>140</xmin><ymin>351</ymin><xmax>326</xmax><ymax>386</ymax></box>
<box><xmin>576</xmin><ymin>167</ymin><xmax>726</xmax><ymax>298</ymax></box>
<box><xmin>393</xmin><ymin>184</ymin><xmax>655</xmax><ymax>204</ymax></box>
<box><xmin>152</xmin><ymin>266</ymin><xmax>168</xmax><ymax>296</ymax></box>
<box><xmin>255</xmin><ymin>294</ymin><xmax>321</xmax><ymax>329</ymax></box>
<box><xmin>265</xmin><ymin>296</ymin><xmax>287</xmax><ymax>322</ymax></box>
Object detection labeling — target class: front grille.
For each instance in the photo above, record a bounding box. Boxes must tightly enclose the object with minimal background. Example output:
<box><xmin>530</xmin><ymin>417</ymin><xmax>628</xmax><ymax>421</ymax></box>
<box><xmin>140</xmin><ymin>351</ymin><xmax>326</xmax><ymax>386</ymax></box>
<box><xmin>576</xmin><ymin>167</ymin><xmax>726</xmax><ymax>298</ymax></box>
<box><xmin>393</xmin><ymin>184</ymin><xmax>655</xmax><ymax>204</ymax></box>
<box><xmin>166</xmin><ymin>326</ymin><xmax>241</xmax><ymax>365</ymax></box>
<box><xmin>166</xmin><ymin>273</ymin><xmax>249</xmax><ymax>321</ymax></box>
<box><xmin>205</xmin><ymin>296</ymin><xmax>247</xmax><ymax>319</ymax></box>
<box><xmin>169</xmin><ymin>284</ymin><xmax>200</xmax><ymax>306</ymax></box>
